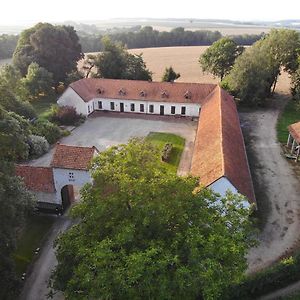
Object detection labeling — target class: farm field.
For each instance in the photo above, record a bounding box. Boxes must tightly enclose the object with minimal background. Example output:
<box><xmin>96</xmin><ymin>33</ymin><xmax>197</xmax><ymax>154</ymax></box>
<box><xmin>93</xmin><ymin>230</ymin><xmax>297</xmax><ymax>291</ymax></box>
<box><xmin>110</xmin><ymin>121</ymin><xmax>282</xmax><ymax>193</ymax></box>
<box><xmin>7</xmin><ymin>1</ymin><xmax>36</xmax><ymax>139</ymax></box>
<box><xmin>82</xmin><ymin>46</ymin><xmax>290</xmax><ymax>94</ymax></box>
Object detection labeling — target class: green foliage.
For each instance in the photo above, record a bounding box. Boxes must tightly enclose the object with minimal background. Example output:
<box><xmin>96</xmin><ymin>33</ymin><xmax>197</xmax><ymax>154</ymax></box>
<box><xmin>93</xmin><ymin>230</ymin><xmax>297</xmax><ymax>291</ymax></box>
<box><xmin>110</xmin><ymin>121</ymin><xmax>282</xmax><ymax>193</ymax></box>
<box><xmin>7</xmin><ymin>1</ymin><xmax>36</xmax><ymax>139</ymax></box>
<box><xmin>27</xmin><ymin>134</ymin><xmax>49</xmax><ymax>158</ymax></box>
<box><xmin>89</xmin><ymin>37</ymin><xmax>152</xmax><ymax>80</ymax></box>
<box><xmin>52</xmin><ymin>139</ymin><xmax>255</xmax><ymax>300</ymax></box>
<box><xmin>225</xmin><ymin>29</ymin><xmax>300</xmax><ymax>106</ymax></box>
<box><xmin>13</xmin><ymin>23</ymin><xmax>83</xmax><ymax>84</ymax></box>
<box><xmin>31</xmin><ymin>118</ymin><xmax>62</xmax><ymax>144</ymax></box>
<box><xmin>0</xmin><ymin>34</ymin><xmax>19</xmax><ymax>60</ymax></box>
<box><xmin>277</xmin><ymin>100</ymin><xmax>300</xmax><ymax>143</ymax></box>
<box><xmin>224</xmin><ymin>253</ymin><xmax>300</xmax><ymax>299</ymax></box>
<box><xmin>20</xmin><ymin>62</ymin><xmax>54</xmax><ymax>101</ymax></box>
<box><xmin>50</xmin><ymin>105</ymin><xmax>84</xmax><ymax>126</ymax></box>
<box><xmin>161</xmin><ymin>66</ymin><xmax>181</xmax><ymax>82</ymax></box>
<box><xmin>199</xmin><ymin>37</ymin><xmax>243</xmax><ymax>80</ymax></box>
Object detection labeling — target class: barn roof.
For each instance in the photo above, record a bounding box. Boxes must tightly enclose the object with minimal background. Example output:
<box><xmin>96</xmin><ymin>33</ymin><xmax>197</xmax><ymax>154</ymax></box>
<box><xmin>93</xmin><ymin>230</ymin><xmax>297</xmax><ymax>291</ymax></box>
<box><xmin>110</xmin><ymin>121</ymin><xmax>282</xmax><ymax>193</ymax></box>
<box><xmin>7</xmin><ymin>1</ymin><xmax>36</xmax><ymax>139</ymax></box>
<box><xmin>191</xmin><ymin>86</ymin><xmax>256</xmax><ymax>205</ymax></box>
<box><xmin>69</xmin><ymin>78</ymin><xmax>217</xmax><ymax>104</ymax></box>
<box><xmin>15</xmin><ymin>165</ymin><xmax>55</xmax><ymax>193</ymax></box>
<box><xmin>288</xmin><ymin>121</ymin><xmax>300</xmax><ymax>144</ymax></box>
<box><xmin>50</xmin><ymin>144</ymin><xmax>98</xmax><ymax>170</ymax></box>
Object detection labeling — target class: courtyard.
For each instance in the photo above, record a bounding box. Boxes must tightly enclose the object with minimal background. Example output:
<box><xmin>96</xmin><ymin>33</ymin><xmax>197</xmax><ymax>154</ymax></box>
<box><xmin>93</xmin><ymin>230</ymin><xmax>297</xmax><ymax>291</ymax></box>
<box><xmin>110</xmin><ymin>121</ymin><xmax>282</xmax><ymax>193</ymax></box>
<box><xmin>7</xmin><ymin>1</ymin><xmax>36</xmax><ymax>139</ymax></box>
<box><xmin>29</xmin><ymin>112</ymin><xmax>198</xmax><ymax>175</ymax></box>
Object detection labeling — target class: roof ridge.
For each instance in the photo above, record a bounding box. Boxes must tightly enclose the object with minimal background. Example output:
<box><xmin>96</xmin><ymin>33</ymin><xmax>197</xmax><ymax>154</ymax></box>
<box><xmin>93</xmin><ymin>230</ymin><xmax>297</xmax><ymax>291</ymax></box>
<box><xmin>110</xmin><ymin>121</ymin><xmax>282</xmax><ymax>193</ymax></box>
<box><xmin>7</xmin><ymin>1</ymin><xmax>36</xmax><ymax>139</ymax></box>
<box><xmin>218</xmin><ymin>86</ymin><xmax>226</xmax><ymax>178</ymax></box>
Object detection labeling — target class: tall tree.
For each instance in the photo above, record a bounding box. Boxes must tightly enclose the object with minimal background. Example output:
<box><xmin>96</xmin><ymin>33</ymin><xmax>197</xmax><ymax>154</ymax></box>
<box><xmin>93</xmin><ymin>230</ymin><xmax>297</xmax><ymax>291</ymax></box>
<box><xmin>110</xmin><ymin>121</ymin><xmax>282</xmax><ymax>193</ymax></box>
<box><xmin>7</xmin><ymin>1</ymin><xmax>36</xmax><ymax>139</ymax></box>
<box><xmin>51</xmin><ymin>139</ymin><xmax>255</xmax><ymax>300</ymax></box>
<box><xmin>20</xmin><ymin>62</ymin><xmax>54</xmax><ymax>101</ymax></box>
<box><xmin>0</xmin><ymin>106</ymin><xmax>34</xmax><ymax>299</ymax></box>
<box><xmin>161</xmin><ymin>66</ymin><xmax>181</xmax><ymax>82</ymax></box>
<box><xmin>88</xmin><ymin>37</ymin><xmax>152</xmax><ymax>81</ymax></box>
<box><xmin>223</xmin><ymin>29</ymin><xmax>300</xmax><ymax>105</ymax></box>
<box><xmin>199</xmin><ymin>37</ymin><xmax>243</xmax><ymax>80</ymax></box>
<box><xmin>13</xmin><ymin>23</ymin><xmax>83</xmax><ymax>84</ymax></box>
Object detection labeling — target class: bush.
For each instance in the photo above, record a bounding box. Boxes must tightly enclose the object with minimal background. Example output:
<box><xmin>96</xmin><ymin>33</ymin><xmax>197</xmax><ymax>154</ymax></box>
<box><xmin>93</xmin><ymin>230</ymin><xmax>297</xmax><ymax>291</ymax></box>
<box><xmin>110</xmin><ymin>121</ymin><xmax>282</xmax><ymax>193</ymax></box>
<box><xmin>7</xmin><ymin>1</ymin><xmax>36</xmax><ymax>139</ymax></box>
<box><xmin>50</xmin><ymin>105</ymin><xmax>84</xmax><ymax>126</ymax></box>
<box><xmin>27</xmin><ymin>135</ymin><xmax>49</xmax><ymax>158</ymax></box>
<box><xmin>161</xmin><ymin>143</ymin><xmax>173</xmax><ymax>162</ymax></box>
<box><xmin>12</xmin><ymin>99</ymin><xmax>37</xmax><ymax>119</ymax></box>
<box><xmin>31</xmin><ymin>119</ymin><xmax>62</xmax><ymax>144</ymax></box>
<box><xmin>224</xmin><ymin>253</ymin><xmax>300</xmax><ymax>299</ymax></box>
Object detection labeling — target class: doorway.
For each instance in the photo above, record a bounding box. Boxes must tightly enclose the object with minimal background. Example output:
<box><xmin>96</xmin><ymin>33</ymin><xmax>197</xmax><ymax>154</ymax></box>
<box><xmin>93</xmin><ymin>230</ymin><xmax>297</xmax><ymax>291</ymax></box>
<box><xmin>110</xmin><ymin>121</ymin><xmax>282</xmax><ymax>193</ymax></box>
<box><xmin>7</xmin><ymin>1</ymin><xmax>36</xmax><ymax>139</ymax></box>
<box><xmin>160</xmin><ymin>105</ymin><xmax>164</xmax><ymax>115</ymax></box>
<box><xmin>61</xmin><ymin>185</ymin><xmax>75</xmax><ymax>212</ymax></box>
<box><xmin>120</xmin><ymin>103</ymin><xmax>124</xmax><ymax>112</ymax></box>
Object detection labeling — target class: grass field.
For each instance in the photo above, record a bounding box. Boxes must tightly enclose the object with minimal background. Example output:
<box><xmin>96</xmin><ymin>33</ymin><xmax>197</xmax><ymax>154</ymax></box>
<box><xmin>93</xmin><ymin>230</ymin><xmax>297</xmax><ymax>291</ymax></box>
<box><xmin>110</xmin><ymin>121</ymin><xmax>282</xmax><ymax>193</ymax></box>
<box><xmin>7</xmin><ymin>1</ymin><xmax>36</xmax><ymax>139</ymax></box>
<box><xmin>146</xmin><ymin>132</ymin><xmax>185</xmax><ymax>173</ymax></box>
<box><xmin>277</xmin><ymin>100</ymin><xmax>300</xmax><ymax>143</ymax></box>
<box><xmin>13</xmin><ymin>215</ymin><xmax>55</xmax><ymax>276</ymax></box>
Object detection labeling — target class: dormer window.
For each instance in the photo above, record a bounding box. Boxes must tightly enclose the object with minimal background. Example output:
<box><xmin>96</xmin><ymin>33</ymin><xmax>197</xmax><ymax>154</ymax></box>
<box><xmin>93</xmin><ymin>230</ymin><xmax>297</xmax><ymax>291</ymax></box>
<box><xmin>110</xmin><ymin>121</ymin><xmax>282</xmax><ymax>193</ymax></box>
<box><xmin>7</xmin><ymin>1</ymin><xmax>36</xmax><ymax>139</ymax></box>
<box><xmin>161</xmin><ymin>90</ymin><xmax>169</xmax><ymax>98</ymax></box>
<box><xmin>140</xmin><ymin>90</ymin><xmax>147</xmax><ymax>97</ymax></box>
<box><xmin>184</xmin><ymin>90</ymin><xmax>192</xmax><ymax>99</ymax></box>
<box><xmin>119</xmin><ymin>88</ymin><xmax>126</xmax><ymax>96</ymax></box>
<box><xmin>97</xmin><ymin>87</ymin><xmax>104</xmax><ymax>95</ymax></box>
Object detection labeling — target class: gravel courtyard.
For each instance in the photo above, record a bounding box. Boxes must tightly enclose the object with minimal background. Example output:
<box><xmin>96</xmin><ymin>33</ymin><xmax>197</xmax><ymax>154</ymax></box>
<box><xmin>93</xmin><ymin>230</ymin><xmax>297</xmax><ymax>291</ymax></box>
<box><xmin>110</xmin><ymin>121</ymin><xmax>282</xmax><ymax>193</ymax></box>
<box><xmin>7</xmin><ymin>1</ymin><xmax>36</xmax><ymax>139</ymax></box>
<box><xmin>29</xmin><ymin>112</ymin><xmax>198</xmax><ymax>175</ymax></box>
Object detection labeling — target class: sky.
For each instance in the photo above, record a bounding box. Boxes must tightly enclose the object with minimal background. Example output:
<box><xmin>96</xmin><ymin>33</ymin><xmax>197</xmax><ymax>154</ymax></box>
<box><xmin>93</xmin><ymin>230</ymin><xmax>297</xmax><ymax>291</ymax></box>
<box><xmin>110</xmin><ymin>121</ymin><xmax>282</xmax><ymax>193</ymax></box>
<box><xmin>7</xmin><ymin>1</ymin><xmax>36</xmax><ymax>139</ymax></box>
<box><xmin>1</xmin><ymin>0</ymin><xmax>300</xmax><ymax>26</ymax></box>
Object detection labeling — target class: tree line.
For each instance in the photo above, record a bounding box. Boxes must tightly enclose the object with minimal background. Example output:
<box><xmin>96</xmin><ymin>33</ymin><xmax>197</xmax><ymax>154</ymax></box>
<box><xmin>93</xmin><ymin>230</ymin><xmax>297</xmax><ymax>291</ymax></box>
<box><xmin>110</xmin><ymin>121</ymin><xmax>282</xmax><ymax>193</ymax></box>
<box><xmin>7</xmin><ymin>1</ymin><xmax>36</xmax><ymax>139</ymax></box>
<box><xmin>199</xmin><ymin>29</ymin><xmax>300</xmax><ymax>106</ymax></box>
<box><xmin>0</xmin><ymin>25</ymin><xmax>264</xmax><ymax>60</ymax></box>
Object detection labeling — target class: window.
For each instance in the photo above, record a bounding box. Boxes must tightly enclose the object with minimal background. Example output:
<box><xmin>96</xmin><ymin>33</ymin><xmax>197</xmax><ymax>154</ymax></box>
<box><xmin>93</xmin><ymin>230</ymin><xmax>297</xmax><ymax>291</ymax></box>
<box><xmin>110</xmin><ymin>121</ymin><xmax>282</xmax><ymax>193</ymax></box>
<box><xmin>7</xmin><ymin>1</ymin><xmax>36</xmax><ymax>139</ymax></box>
<box><xmin>181</xmin><ymin>106</ymin><xmax>186</xmax><ymax>115</ymax></box>
<box><xmin>131</xmin><ymin>103</ymin><xmax>135</xmax><ymax>112</ymax></box>
<box><xmin>149</xmin><ymin>104</ymin><xmax>154</xmax><ymax>113</ymax></box>
<box><xmin>98</xmin><ymin>101</ymin><xmax>102</xmax><ymax>109</ymax></box>
<box><xmin>140</xmin><ymin>104</ymin><xmax>144</xmax><ymax>112</ymax></box>
<box><xmin>69</xmin><ymin>172</ymin><xmax>74</xmax><ymax>181</ymax></box>
<box><xmin>110</xmin><ymin>102</ymin><xmax>115</xmax><ymax>110</ymax></box>
<box><xmin>171</xmin><ymin>106</ymin><xmax>176</xmax><ymax>114</ymax></box>
<box><xmin>88</xmin><ymin>105</ymin><xmax>90</xmax><ymax>114</ymax></box>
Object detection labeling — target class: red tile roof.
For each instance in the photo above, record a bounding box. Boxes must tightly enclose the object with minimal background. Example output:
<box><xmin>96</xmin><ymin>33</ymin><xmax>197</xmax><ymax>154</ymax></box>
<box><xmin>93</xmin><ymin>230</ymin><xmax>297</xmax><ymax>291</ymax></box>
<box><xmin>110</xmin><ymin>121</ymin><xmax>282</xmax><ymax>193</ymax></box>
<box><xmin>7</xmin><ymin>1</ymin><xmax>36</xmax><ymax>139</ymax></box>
<box><xmin>191</xmin><ymin>86</ymin><xmax>256</xmax><ymax>205</ymax></box>
<box><xmin>69</xmin><ymin>78</ymin><xmax>217</xmax><ymax>104</ymax></box>
<box><xmin>50</xmin><ymin>144</ymin><xmax>98</xmax><ymax>170</ymax></box>
<box><xmin>15</xmin><ymin>165</ymin><xmax>55</xmax><ymax>193</ymax></box>
<box><xmin>288</xmin><ymin>121</ymin><xmax>300</xmax><ymax>144</ymax></box>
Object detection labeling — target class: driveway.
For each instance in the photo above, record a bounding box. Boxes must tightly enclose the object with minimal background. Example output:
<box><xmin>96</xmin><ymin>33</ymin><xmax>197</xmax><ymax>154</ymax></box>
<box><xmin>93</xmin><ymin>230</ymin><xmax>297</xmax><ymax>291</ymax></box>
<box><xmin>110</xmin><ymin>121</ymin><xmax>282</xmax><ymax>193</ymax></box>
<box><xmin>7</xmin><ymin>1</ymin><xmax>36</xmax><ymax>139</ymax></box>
<box><xmin>19</xmin><ymin>216</ymin><xmax>72</xmax><ymax>300</ymax></box>
<box><xmin>240</xmin><ymin>96</ymin><xmax>300</xmax><ymax>274</ymax></box>
<box><xmin>29</xmin><ymin>112</ymin><xmax>198</xmax><ymax>175</ymax></box>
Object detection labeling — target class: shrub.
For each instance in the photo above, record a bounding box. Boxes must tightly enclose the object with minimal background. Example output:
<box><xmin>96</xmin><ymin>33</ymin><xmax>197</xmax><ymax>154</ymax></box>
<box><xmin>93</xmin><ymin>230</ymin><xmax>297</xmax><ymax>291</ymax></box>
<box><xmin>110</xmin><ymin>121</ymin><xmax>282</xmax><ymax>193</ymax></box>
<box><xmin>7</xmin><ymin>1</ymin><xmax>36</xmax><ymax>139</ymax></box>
<box><xmin>224</xmin><ymin>253</ymin><xmax>300</xmax><ymax>299</ymax></box>
<box><xmin>31</xmin><ymin>119</ymin><xmax>62</xmax><ymax>144</ymax></box>
<box><xmin>50</xmin><ymin>105</ymin><xmax>84</xmax><ymax>126</ymax></box>
<box><xmin>27</xmin><ymin>135</ymin><xmax>49</xmax><ymax>158</ymax></box>
<box><xmin>13</xmin><ymin>99</ymin><xmax>37</xmax><ymax>119</ymax></box>
<box><xmin>161</xmin><ymin>143</ymin><xmax>173</xmax><ymax>162</ymax></box>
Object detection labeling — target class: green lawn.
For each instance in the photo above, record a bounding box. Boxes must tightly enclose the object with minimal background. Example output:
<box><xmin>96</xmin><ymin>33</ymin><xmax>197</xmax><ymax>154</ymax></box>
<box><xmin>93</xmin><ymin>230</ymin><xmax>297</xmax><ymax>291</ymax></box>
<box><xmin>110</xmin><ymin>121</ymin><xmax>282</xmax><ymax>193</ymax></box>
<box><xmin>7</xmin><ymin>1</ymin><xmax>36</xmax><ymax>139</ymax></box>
<box><xmin>146</xmin><ymin>132</ymin><xmax>185</xmax><ymax>173</ymax></box>
<box><xmin>13</xmin><ymin>214</ymin><xmax>55</xmax><ymax>276</ymax></box>
<box><xmin>277</xmin><ymin>100</ymin><xmax>300</xmax><ymax>143</ymax></box>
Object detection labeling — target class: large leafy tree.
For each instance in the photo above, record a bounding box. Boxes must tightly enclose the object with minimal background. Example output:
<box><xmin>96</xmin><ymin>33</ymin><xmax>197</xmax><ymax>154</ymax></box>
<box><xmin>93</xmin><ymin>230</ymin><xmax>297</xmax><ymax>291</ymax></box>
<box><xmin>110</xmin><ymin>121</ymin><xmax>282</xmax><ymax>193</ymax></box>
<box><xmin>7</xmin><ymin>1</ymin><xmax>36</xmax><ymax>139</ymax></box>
<box><xmin>224</xmin><ymin>29</ymin><xmax>300</xmax><ymax>105</ymax></box>
<box><xmin>199</xmin><ymin>37</ymin><xmax>243</xmax><ymax>80</ymax></box>
<box><xmin>88</xmin><ymin>37</ymin><xmax>152</xmax><ymax>81</ymax></box>
<box><xmin>162</xmin><ymin>66</ymin><xmax>181</xmax><ymax>82</ymax></box>
<box><xmin>13</xmin><ymin>23</ymin><xmax>83</xmax><ymax>84</ymax></box>
<box><xmin>0</xmin><ymin>106</ymin><xmax>34</xmax><ymax>299</ymax></box>
<box><xmin>20</xmin><ymin>62</ymin><xmax>54</xmax><ymax>101</ymax></box>
<box><xmin>52</xmin><ymin>139</ymin><xmax>255</xmax><ymax>300</ymax></box>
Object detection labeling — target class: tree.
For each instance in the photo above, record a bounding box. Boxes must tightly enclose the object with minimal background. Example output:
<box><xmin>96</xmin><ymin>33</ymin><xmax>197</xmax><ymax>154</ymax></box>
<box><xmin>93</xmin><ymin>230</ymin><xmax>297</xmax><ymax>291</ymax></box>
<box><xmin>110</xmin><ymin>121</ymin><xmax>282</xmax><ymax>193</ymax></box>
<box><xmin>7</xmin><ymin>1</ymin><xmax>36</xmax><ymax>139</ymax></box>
<box><xmin>89</xmin><ymin>37</ymin><xmax>152</xmax><ymax>81</ymax></box>
<box><xmin>199</xmin><ymin>37</ymin><xmax>243</xmax><ymax>80</ymax></box>
<box><xmin>52</xmin><ymin>139</ymin><xmax>255</xmax><ymax>300</ymax></box>
<box><xmin>223</xmin><ymin>29</ymin><xmax>300</xmax><ymax>106</ymax></box>
<box><xmin>20</xmin><ymin>62</ymin><xmax>54</xmax><ymax>101</ymax></box>
<box><xmin>162</xmin><ymin>66</ymin><xmax>181</xmax><ymax>82</ymax></box>
<box><xmin>13</xmin><ymin>23</ymin><xmax>83</xmax><ymax>84</ymax></box>
<box><xmin>0</xmin><ymin>106</ymin><xmax>35</xmax><ymax>299</ymax></box>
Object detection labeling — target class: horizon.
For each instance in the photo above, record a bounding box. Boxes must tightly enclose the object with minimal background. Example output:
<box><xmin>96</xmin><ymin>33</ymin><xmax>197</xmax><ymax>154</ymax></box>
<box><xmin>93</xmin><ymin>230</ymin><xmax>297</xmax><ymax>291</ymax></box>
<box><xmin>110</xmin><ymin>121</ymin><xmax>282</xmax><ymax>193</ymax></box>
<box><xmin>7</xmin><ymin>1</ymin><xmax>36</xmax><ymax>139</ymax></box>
<box><xmin>1</xmin><ymin>0</ymin><xmax>300</xmax><ymax>26</ymax></box>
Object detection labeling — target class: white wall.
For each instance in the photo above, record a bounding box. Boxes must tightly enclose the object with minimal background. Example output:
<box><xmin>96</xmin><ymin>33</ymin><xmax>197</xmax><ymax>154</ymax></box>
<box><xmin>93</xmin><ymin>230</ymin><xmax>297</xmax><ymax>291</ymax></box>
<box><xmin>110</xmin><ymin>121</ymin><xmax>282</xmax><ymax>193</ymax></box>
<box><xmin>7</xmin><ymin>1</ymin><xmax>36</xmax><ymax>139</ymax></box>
<box><xmin>209</xmin><ymin>176</ymin><xmax>250</xmax><ymax>208</ymax></box>
<box><xmin>52</xmin><ymin>168</ymin><xmax>92</xmax><ymax>204</ymax></box>
<box><xmin>93</xmin><ymin>98</ymin><xmax>200</xmax><ymax>117</ymax></box>
<box><xmin>57</xmin><ymin>87</ymin><xmax>89</xmax><ymax>116</ymax></box>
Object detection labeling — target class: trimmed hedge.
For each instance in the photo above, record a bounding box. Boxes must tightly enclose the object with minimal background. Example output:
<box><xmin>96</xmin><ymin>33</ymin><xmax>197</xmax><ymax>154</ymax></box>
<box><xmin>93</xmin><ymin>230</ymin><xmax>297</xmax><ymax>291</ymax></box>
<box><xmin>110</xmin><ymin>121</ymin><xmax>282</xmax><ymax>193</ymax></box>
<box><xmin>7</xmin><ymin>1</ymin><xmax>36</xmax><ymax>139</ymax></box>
<box><xmin>224</xmin><ymin>254</ymin><xmax>300</xmax><ymax>299</ymax></box>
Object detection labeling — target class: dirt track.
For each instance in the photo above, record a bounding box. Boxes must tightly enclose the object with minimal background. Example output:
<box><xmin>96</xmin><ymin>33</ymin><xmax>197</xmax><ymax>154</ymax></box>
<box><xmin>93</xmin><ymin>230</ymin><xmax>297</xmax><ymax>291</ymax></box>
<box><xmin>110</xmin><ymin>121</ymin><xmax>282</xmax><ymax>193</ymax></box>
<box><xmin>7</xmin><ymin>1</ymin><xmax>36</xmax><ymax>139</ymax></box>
<box><xmin>240</xmin><ymin>94</ymin><xmax>300</xmax><ymax>273</ymax></box>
